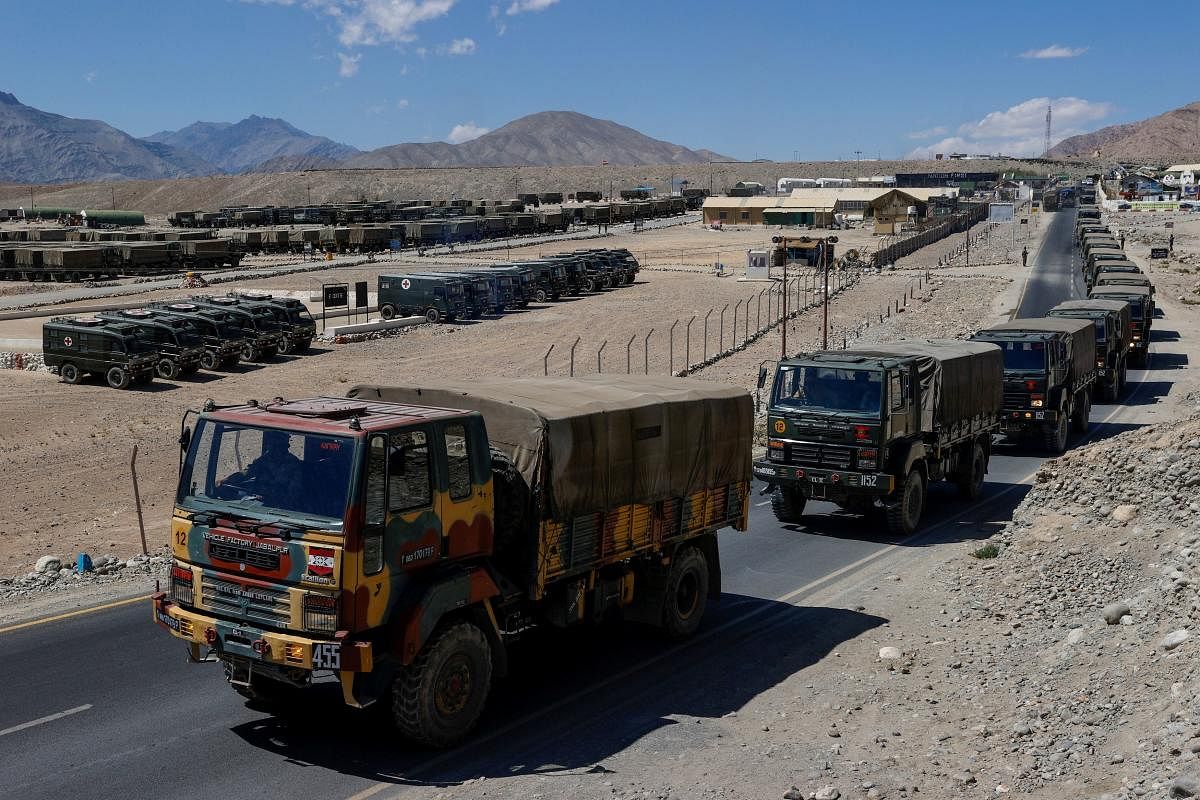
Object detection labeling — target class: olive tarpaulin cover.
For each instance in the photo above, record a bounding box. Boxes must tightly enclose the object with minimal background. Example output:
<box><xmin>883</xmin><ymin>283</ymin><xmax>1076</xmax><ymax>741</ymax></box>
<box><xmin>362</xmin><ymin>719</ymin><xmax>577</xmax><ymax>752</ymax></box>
<box><xmin>348</xmin><ymin>376</ymin><xmax>753</xmax><ymax>520</ymax></box>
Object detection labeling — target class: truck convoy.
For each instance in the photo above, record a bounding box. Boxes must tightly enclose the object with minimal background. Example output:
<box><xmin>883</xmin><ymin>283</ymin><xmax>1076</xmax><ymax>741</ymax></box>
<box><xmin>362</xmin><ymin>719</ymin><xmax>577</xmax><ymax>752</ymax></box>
<box><xmin>970</xmin><ymin>318</ymin><xmax>1097</xmax><ymax>453</ymax></box>
<box><xmin>754</xmin><ymin>340</ymin><xmax>1002</xmax><ymax>535</ymax></box>
<box><xmin>152</xmin><ymin>376</ymin><xmax>752</xmax><ymax>746</ymax></box>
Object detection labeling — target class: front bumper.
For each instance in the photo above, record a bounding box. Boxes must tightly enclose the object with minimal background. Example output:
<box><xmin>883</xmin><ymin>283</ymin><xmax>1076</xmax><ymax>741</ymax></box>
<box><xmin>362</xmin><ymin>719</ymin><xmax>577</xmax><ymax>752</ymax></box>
<box><xmin>754</xmin><ymin>460</ymin><xmax>895</xmax><ymax>495</ymax></box>
<box><xmin>152</xmin><ymin>594</ymin><xmax>372</xmax><ymax>673</ymax></box>
<box><xmin>1000</xmin><ymin>408</ymin><xmax>1057</xmax><ymax>432</ymax></box>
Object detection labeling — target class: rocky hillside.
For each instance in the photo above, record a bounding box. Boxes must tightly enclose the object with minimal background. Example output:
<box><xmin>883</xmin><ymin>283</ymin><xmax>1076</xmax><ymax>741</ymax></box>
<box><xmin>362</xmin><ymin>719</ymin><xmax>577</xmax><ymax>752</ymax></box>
<box><xmin>0</xmin><ymin>92</ymin><xmax>215</xmax><ymax>183</ymax></box>
<box><xmin>144</xmin><ymin>116</ymin><xmax>358</xmax><ymax>174</ymax></box>
<box><xmin>1049</xmin><ymin>101</ymin><xmax>1200</xmax><ymax>161</ymax></box>
<box><xmin>346</xmin><ymin>110</ymin><xmax>731</xmax><ymax>168</ymax></box>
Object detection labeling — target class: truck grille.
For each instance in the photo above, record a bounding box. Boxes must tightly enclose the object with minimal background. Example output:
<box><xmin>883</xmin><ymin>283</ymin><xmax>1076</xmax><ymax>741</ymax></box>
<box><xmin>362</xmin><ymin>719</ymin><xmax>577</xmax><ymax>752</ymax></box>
<box><xmin>1002</xmin><ymin>391</ymin><xmax>1028</xmax><ymax>410</ymax></box>
<box><xmin>201</xmin><ymin>575</ymin><xmax>291</xmax><ymax>628</ymax></box>
<box><xmin>789</xmin><ymin>443</ymin><xmax>852</xmax><ymax>469</ymax></box>
<box><xmin>208</xmin><ymin>541</ymin><xmax>281</xmax><ymax>571</ymax></box>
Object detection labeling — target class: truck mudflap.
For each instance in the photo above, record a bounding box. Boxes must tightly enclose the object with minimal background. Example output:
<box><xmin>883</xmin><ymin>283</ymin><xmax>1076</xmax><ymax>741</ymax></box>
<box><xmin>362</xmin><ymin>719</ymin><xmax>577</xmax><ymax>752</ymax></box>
<box><xmin>753</xmin><ymin>460</ymin><xmax>895</xmax><ymax>496</ymax></box>
<box><xmin>151</xmin><ymin>593</ymin><xmax>373</xmax><ymax>674</ymax></box>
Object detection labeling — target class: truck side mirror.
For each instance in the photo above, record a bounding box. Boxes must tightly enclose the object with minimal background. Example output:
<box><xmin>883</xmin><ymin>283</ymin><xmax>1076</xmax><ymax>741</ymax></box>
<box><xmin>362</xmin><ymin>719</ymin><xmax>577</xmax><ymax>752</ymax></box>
<box><xmin>757</xmin><ymin>366</ymin><xmax>768</xmax><ymax>389</ymax></box>
<box><xmin>179</xmin><ymin>426</ymin><xmax>191</xmax><ymax>451</ymax></box>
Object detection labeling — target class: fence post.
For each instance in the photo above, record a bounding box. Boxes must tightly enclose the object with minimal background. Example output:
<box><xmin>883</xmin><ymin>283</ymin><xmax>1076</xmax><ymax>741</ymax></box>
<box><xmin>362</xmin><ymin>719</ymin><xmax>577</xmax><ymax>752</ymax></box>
<box><xmin>669</xmin><ymin>319</ymin><xmax>679</xmax><ymax>375</ymax></box>
<box><xmin>703</xmin><ymin>309</ymin><xmax>713</xmax><ymax>361</ymax></box>
<box><xmin>544</xmin><ymin>343</ymin><xmax>554</xmax><ymax>376</ymax></box>
<box><xmin>745</xmin><ymin>296</ymin><xmax>751</xmax><ymax>343</ymax></box>
<box><xmin>626</xmin><ymin>334</ymin><xmax>636</xmax><ymax>374</ymax></box>
<box><xmin>757</xmin><ymin>289</ymin><xmax>764</xmax><ymax>332</ymax></box>
<box><xmin>685</xmin><ymin>315</ymin><xmax>696</xmax><ymax>373</ymax></box>
<box><xmin>719</xmin><ymin>303</ymin><xmax>729</xmax><ymax>353</ymax></box>
<box><xmin>597</xmin><ymin>339</ymin><xmax>607</xmax><ymax>373</ymax></box>
<box><xmin>569</xmin><ymin>336</ymin><xmax>581</xmax><ymax>377</ymax></box>
<box><xmin>732</xmin><ymin>302</ymin><xmax>740</xmax><ymax>348</ymax></box>
<box><xmin>643</xmin><ymin>328</ymin><xmax>654</xmax><ymax>375</ymax></box>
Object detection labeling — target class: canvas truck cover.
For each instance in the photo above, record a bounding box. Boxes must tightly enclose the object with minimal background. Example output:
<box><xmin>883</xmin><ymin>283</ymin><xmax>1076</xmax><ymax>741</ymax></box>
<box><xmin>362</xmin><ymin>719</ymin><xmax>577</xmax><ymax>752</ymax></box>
<box><xmin>1049</xmin><ymin>300</ymin><xmax>1131</xmax><ymax>345</ymax></box>
<box><xmin>803</xmin><ymin>340</ymin><xmax>1001</xmax><ymax>431</ymax></box>
<box><xmin>348</xmin><ymin>376</ymin><xmax>753</xmax><ymax>520</ymax></box>
<box><xmin>981</xmin><ymin>318</ymin><xmax>1096</xmax><ymax>386</ymax></box>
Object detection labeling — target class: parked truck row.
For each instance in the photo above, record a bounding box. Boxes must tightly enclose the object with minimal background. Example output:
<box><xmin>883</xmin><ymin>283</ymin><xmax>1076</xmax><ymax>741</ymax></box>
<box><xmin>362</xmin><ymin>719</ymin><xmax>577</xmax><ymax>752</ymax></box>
<box><xmin>43</xmin><ymin>293</ymin><xmax>317</xmax><ymax>389</ymax></box>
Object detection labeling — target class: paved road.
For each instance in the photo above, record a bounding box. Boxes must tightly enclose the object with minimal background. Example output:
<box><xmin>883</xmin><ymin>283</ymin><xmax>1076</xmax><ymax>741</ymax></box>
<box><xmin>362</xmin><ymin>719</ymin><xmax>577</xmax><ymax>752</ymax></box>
<box><xmin>0</xmin><ymin>210</ymin><xmax>1175</xmax><ymax>799</ymax></box>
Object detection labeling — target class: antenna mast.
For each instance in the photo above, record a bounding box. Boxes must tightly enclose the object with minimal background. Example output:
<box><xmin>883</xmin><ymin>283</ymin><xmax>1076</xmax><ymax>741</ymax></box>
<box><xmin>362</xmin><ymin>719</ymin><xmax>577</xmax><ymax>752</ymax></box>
<box><xmin>1043</xmin><ymin>102</ymin><xmax>1052</xmax><ymax>157</ymax></box>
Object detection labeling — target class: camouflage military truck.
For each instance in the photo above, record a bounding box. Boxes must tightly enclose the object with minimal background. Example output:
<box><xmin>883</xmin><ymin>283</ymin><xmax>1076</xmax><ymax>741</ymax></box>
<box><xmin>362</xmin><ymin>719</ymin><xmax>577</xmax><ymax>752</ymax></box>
<box><xmin>146</xmin><ymin>302</ymin><xmax>248</xmax><ymax>371</ymax></box>
<box><xmin>187</xmin><ymin>296</ymin><xmax>283</xmax><ymax>362</ymax></box>
<box><xmin>971</xmin><ymin>318</ymin><xmax>1097</xmax><ymax>453</ymax></box>
<box><xmin>1089</xmin><ymin>284</ymin><xmax>1153</xmax><ymax>366</ymax></box>
<box><xmin>227</xmin><ymin>292</ymin><xmax>317</xmax><ymax>355</ymax></box>
<box><xmin>153</xmin><ymin>376</ymin><xmax>751</xmax><ymax>746</ymax></box>
<box><xmin>754</xmin><ymin>340</ymin><xmax>1001</xmax><ymax>535</ymax></box>
<box><xmin>377</xmin><ymin>273</ymin><xmax>467</xmax><ymax>323</ymax></box>
<box><xmin>96</xmin><ymin>308</ymin><xmax>206</xmax><ymax>380</ymax></box>
<box><xmin>1047</xmin><ymin>299</ymin><xmax>1131</xmax><ymax>401</ymax></box>
<box><xmin>43</xmin><ymin>316</ymin><xmax>159</xmax><ymax>388</ymax></box>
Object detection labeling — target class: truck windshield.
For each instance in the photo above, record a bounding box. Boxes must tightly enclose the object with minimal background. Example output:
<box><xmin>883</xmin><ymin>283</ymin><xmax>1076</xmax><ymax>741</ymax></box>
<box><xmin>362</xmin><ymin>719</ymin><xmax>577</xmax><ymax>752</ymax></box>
<box><xmin>178</xmin><ymin>420</ymin><xmax>355</xmax><ymax>524</ymax></box>
<box><xmin>997</xmin><ymin>340</ymin><xmax>1046</xmax><ymax>371</ymax></box>
<box><xmin>773</xmin><ymin>366</ymin><xmax>882</xmax><ymax>415</ymax></box>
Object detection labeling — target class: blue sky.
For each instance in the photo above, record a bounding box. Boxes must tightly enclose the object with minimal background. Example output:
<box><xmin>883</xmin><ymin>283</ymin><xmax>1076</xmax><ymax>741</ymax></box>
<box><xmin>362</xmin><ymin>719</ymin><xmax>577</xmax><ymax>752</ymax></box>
<box><xmin>1</xmin><ymin>0</ymin><xmax>1196</xmax><ymax>160</ymax></box>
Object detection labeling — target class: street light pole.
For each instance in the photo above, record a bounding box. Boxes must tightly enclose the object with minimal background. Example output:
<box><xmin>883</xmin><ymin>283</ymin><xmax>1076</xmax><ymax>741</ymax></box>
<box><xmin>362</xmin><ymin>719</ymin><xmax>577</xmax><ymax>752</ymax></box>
<box><xmin>821</xmin><ymin>241</ymin><xmax>829</xmax><ymax>350</ymax></box>
<box><xmin>780</xmin><ymin>256</ymin><xmax>788</xmax><ymax>358</ymax></box>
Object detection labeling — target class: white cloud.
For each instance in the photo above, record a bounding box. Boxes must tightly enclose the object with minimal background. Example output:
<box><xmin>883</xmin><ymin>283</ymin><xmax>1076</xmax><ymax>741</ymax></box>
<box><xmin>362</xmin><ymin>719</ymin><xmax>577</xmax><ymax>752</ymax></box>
<box><xmin>446</xmin><ymin>37</ymin><xmax>476</xmax><ymax>55</ymax></box>
<box><xmin>907</xmin><ymin>125</ymin><xmax>947</xmax><ymax>140</ymax></box>
<box><xmin>905</xmin><ymin>97</ymin><xmax>1114</xmax><ymax>158</ymax></box>
<box><xmin>447</xmin><ymin>122</ymin><xmax>489</xmax><ymax>144</ymax></box>
<box><xmin>242</xmin><ymin>0</ymin><xmax>456</xmax><ymax>47</ymax></box>
<box><xmin>399</xmin><ymin>64</ymin><xmax>409</xmax><ymax>75</ymax></box>
<box><xmin>396</xmin><ymin>98</ymin><xmax>410</xmax><ymax>109</ymax></box>
<box><xmin>337</xmin><ymin>51</ymin><xmax>361</xmax><ymax>77</ymax></box>
<box><xmin>507</xmin><ymin>0</ymin><xmax>557</xmax><ymax>14</ymax></box>
<box><xmin>1020</xmin><ymin>44</ymin><xmax>1088</xmax><ymax>59</ymax></box>
<box><xmin>83</xmin><ymin>71</ymin><xmax>97</xmax><ymax>84</ymax></box>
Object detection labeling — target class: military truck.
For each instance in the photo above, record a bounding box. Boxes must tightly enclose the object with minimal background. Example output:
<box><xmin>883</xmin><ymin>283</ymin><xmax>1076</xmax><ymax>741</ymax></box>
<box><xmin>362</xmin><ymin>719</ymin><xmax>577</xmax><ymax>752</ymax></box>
<box><xmin>415</xmin><ymin>273</ymin><xmax>494</xmax><ymax>317</ymax></box>
<box><xmin>1094</xmin><ymin>271</ymin><xmax>1154</xmax><ymax>301</ymax></box>
<box><xmin>146</xmin><ymin>302</ymin><xmax>247</xmax><ymax>370</ymax></box>
<box><xmin>187</xmin><ymin>296</ymin><xmax>282</xmax><ymax>362</ymax></box>
<box><xmin>43</xmin><ymin>316</ymin><xmax>159</xmax><ymax>388</ymax></box>
<box><xmin>487</xmin><ymin>266</ymin><xmax>534</xmax><ymax>307</ymax></box>
<box><xmin>1089</xmin><ymin>285</ymin><xmax>1153</xmax><ymax>366</ymax></box>
<box><xmin>1047</xmin><ymin>299</ymin><xmax>1131</xmax><ymax>401</ymax></box>
<box><xmin>152</xmin><ymin>376</ymin><xmax>751</xmax><ymax>746</ymax></box>
<box><xmin>754</xmin><ymin>340</ymin><xmax>1002</xmax><ymax>535</ymax></box>
<box><xmin>377</xmin><ymin>273</ymin><xmax>467</xmax><ymax>323</ymax></box>
<box><xmin>971</xmin><ymin>318</ymin><xmax>1097</xmax><ymax>453</ymax></box>
<box><xmin>227</xmin><ymin>293</ymin><xmax>317</xmax><ymax>355</ymax></box>
<box><xmin>505</xmin><ymin>261</ymin><xmax>567</xmax><ymax>303</ymax></box>
<box><xmin>95</xmin><ymin>308</ymin><xmax>206</xmax><ymax>380</ymax></box>
<box><xmin>1086</xmin><ymin>253</ymin><xmax>1134</xmax><ymax>288</ymax></box>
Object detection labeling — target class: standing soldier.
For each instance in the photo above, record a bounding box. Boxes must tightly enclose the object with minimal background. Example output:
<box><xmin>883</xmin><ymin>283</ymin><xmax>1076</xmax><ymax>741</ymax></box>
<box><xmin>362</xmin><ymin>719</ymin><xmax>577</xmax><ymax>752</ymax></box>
<box><xmin>1021</xmin><ymin>246</ymin><xmax>1028</xmax><ymax>267</ymax></box>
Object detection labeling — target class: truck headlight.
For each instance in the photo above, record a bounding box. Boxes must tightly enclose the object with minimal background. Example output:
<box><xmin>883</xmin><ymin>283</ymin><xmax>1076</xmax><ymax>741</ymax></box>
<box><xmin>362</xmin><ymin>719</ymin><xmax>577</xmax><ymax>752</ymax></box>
<box><xmin>303</xmin><ymin>593</ymin><xmax>338</xmax><ymax>634</ymax></box>
<box><xmin>1031</xmin><ymin>399</ymin><xmax>1044</xmax><ymax>408</ymax></box>
<box><xmin>169</xmin><ymin>564</ymin><xmax>194</xmax><ymax>606</ymax></box>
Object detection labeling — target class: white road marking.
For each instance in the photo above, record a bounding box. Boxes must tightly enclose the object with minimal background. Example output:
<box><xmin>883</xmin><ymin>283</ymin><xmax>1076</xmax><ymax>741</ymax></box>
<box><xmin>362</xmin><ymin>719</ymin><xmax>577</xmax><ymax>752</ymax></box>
<box><xmin>0</xmin><ymin>704</ymin><xmax>92</xmax><ymax>738</ymax></box>
<box><xmin>755</xmin><ymin>500</ymin><xmax>772</xmax><ymax>507</ymax></box>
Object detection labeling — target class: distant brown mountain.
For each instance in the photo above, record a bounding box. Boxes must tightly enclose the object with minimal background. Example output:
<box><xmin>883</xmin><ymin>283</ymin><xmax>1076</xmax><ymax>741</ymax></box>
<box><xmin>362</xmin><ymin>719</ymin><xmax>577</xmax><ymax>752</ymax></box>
<box><xmin>1048</xmin><ymin>101</ymin><xmax>1200</xmax><ymax>161</ymax></box>
<box><xmin>346</xmin><ymin>111</ymin><xmax>732</xmax><ymax>168</ymax></box>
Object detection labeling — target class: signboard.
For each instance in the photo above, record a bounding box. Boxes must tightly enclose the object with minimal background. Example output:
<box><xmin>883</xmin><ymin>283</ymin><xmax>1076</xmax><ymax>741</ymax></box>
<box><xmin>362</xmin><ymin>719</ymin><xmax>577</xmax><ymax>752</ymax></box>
<box><xmin>1150</xmin><ymin>248</ymin><xmax>1169</xmax><ymax>259</ymax></box>
<box><xmin>988</xmin><ymin>202</ymin><xmax>1015</xmax><ymax>224</ymax></box>
<box><xmin>323</xmin><ymin>285</ymin><xmax>348</xmax><ymax>308</ymax></box>
<box><xmin>354</xmin><ymin>281</ymin><xmax>368</xmax><ymax>309</ymax></box>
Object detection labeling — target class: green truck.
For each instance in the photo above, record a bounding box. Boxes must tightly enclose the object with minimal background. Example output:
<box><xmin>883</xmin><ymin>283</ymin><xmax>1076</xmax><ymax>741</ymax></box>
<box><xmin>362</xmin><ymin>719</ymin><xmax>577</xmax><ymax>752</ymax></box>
<box><xmin>228</xmin><ymin>293</ymin><xmax>316</xmax><ymax>355</ymax></box>
<box><xmin>970</xmin><ymin>318</ymin><xmax>1097</xmax><ymax>453</ymax></box>
<box><xmin>186</xmin><ymin>296</ymin><xmax>283</xmax><ymax>361</ymax></box>
<box><xmin>1047</xmin><ymin>299</ymin><xmax>1131</xmax><ymax>401</ymax></box>
<box><xmin>1089</xmin><ymin>284</ymin><xmax>1153</xmax><ymax>366</ymax></box>
<box><xmin>152</xmin><ymin>377</ymin><xmax>751</xmax><ymax>746</ymax></box>
<box><xmin>96</xmin><ymin>308</ymin><xmax>206</xmax><ymax>380</ymax></box>
<box><xmin>146</xmin><ymin>302</ymin><xmax>248</xmax><ymax>370</ymax></box>
<box><xmin>378</xmin><ymin>273</ymin><xmax>468</xmax><ymax>323</ymax></box>
<box><xmin>43</xmin><ymin>316</ymin><xmax>159</xmax><ymax>388</ymax></box>
<box><xmin>754</xmin><ymin>340</ymin><xmax>1002</xmax><ymax>535</ymax></box>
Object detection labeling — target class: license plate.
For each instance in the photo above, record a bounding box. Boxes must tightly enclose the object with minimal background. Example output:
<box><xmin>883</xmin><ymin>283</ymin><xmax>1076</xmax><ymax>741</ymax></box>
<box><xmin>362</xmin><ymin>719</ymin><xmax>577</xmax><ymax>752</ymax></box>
<box><xmin>313</xmin><ymin>642</ymin><xmax>341</xmax><ymax>670</ymax></box>
<box><xmin>810</xmin><ymin>475</ymin><xmax>826</xmax><ymax>484</ymax></box>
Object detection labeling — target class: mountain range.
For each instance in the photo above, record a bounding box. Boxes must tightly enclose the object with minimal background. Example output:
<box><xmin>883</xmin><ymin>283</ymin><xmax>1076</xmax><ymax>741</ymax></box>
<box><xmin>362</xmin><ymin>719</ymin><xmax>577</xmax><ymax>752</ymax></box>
<box><xmin>1048</xmin><ymin>101</ymin><xmax>1200</xmax><ymax>161</ymax></box>
<box><xmin>0</xmin><ymin>93</ymin><xmax>729</xmax><ymax>183</ymax></box>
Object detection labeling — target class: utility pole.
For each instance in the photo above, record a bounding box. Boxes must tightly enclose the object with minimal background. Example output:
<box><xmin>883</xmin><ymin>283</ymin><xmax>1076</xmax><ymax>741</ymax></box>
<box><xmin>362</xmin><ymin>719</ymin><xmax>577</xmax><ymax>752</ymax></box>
<box><xmin>29</xmin><ymin>186</ymin><xmax>34</xmax><ymax>211</ymax></box>
<box><xmin>1043</xmin><ymin>103</ymin><xmax>1052</xmax><ymax>158</ymax></box>
<box><xmin>821</xmin><ymin>241</ymin><xmax>830</xmax><ymax>350</ymax></box>
<box><xmin>111</xmin><ymin>186</ymin><xmax>116</xmax><ymax>210</ymax></box>
<box><xmin>780</xmin><ymin>256</ymin><xmax>788</xmax><ymax>358</ymax></box>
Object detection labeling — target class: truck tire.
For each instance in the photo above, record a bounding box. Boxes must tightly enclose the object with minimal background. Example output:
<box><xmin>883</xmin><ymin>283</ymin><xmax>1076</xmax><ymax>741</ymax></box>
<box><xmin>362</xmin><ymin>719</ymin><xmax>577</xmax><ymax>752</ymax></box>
<box><xmin>661</xmin><ymin>546</ymin><xmax>709</xmax><ymax>640</ymax></box>
<box><xmin>156</xmin><ymin>358</ymin><xmax>180</xmax><ymax>380</ymax></box>
<box><xmin>886</xmin><ymin>468</ymin><xmax>925</xmax><ymax>536</ymax></box>
<box><xmin>105</xmin><ymin>365</ymin><xmax>131</xmax><ymax>390</ymax></box>
<box><xmin>60</xmin><ymin>363</ymin><xmax>81</xmax><ymax>385</ymax></box>
<box><xmin>957</xmin><ymin>443</ymin><xmax>986</xmax><ymax>501</ymax></box>
<box><xmin>583</xmin><ymin>277</ymin><xmax>596</xmax><ymax>293</ymax></box>
<box><xmin>489</xmin><ymin>449</ymin><xmax>530</xmax><ymax>576</ymax></box>
<box><xmin>1043</xmin><ymin>412</ymin><xmax>1068</xmax><ymax>454</ymax></box>
<box><xmin>200</xmin><ymin>351</ymin><xmax>220</xmax><ymax>371</ymax></box>
<box><xmin>241</xmin><ymin>343</ymin><xmax>261</xmax><ymax>362</ymax></box>
<box><xmin>426</xmin><ymin>307</ymin><xmax>442</xmax><ymax>324</ymax></box>
<box><xmin>534</xmin><ymin>288</ymin><xmax>548</xmax><ymax>303</ymax></box>
<box><xmin>1072</xmin><ymin>391</ymin><xmax>1090</xmax><ymax>434</ymax></box>
<box><xmin>770</xmin><ymin>485</ymin><xmax>806</xmax><ymax>524</ymax></box>
<box><xmin>379</xmin><ymin>304</ymin><xmax>397</xmax><ymax>320</ymax></box>
<box><xmin>393</xmin><ymin>622</ymin><xmax>493</xmax><ymax>748</ymax></box>
<box><xmin>276</xmin><ymin>337</ymin><xmax>293</xmax><ymax>356</ymax></box>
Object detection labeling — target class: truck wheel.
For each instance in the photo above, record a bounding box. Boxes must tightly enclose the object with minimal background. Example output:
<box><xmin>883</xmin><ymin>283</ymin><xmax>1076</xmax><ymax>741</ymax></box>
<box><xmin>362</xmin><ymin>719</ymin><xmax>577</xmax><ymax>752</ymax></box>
<box><xmin>661</xmin><ymin>546</ymin><xmax>709</xmax><ymax>640</ymax></box>
<box><xmin>1043</xmin><ymin>413</ymin><xmax>1068</xmax><ymax>454</ymax></box>
<box><xmin>1072</xmin><ymin>391</ymin><xmax>1091</xmax><ymax>434</ymax></box>
<box><xmin>393</xmin><ymin>622</ymin><xmax>493</xmax><ymax>748</ymax></box>
<box><xmin>425</xmin><ymin>307</ymin><xmax>442</xmax><ymax>324</ymax></box>
<box><xmin>379</xmin><ymin>303</ymin><xmax>397</xmax><ymax>320</ymax></box>
<box><xmin>583</xmin><ymin>278</ymin><xmax>596</xmax><ymax>293</ymax></box>
<box><xmin>534</xmin><ymin>288</ymin><xmax>548</xmax><ymax>303</ymax></box>
<box><xmin>105</xmin><ymin>366</ymin><xmax>131</xmax><ymax>390</ymax></box>
<box><xmin>60</xmin><ymin>363</ymin><xmax>81</xmax><ymax>385</ymax></box>
<box><xmin>770</xmin><ymin>485</ymin><xmax>806</xmax><ymax>524</ymax></box>
<box><xmin>156</xmin><ymin>358</ymin><xmax>180</xmax><ymax>380</ymax></box>
<box><xmin>276</xmin><ymin>337</ymin><xmax>293</xmax><ymax>356</ymax></box>
<box><xmin>241</xmin><ymin>344</ymin><xmax>260</xmax><ymax>362</ymax></box>
<box><xmin>200</xmin><ymin>351</ymin><xmax>219</xmax><ymax>371</ymax></box>
<box><xmin>886</xmin><ymin>468</ymin><xmax>925</xmax><ymax>536</ymax></box>
<box><xmin>957</xmin><ymin>444</ymin><xmax>986</xmax><ymax>501</ymax></box>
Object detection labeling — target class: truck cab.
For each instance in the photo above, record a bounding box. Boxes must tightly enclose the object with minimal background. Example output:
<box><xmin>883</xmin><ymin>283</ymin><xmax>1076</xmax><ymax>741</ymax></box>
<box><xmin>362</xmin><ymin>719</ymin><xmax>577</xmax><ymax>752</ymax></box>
<box><xmin>96</xmin><ymin>308</ymin><xmax>206</xmax><ymax>380</ymax></box>
<box><xmin>43</xmin><ymin>316</ymin><xmax>159</xmax><ymax>388</ymax></box>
